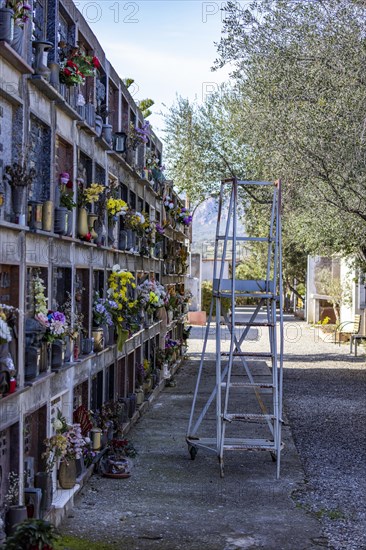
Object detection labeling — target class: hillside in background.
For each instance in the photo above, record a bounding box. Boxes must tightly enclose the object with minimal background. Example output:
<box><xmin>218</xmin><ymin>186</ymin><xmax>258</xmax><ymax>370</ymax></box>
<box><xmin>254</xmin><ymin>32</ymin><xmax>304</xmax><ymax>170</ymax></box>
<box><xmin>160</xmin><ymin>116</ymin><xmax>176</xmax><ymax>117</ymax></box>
<box><xmin>191</xmin><ymin>198</ymin><xmax>245</xmax><ymax>256</ymax></box>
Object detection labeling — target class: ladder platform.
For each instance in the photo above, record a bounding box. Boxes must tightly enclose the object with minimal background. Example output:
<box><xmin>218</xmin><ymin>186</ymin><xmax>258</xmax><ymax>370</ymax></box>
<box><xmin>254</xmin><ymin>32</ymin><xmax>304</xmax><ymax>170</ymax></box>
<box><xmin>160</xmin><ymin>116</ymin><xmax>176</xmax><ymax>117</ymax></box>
<box><xmin>187</xmin><ymin>437</ymin><xmax>282</xmax><ymax>452</ymax></box>
<box><xmin>214</xmin><ymin>292</ymin><xmax>277</xmax><ymax>299</ymax></box>
<box><xmin>221</xmin><ymin>382</ymin><xmax>274</xmax><ymax>389</ymax></box>
<box><xmin>221</xmin><ymin>351</ymin><xmax>273</xmax><ymax>358</ymax></box>
<box><xmin>213</xmin><ymin>279</ymin><xmax>275</xmax><ymax>293</ymax></box>
<box><xmin>223</xmin><ymin>413</ymin><xmax>274</xmax><ymax>422</ymax></box>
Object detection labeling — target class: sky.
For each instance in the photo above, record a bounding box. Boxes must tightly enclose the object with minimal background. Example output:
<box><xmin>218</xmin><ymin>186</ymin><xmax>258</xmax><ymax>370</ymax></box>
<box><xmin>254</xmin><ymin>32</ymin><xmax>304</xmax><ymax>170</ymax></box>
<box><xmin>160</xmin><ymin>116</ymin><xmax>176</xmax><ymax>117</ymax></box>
<box><xmin>74</xmin><ymin>0</ymin><xmax>232</xmax><ymax>132</ymax></box>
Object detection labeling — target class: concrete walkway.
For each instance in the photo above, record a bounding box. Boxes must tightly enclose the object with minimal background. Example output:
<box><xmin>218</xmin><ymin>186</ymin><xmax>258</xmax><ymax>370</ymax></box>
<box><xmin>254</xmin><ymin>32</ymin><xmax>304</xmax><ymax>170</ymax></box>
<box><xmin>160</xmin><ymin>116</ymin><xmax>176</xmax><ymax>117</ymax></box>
<box><xmin>60</xmin><ymin>312</ymin><xmax>329</xmax><ymax>549</ymax></box>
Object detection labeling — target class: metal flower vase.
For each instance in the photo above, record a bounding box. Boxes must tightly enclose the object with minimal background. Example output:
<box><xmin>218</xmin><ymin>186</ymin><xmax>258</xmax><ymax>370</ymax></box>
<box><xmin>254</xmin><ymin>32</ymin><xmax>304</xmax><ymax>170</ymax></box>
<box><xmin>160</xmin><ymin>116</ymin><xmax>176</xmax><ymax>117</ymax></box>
<box><xmin>11</xmin><ymin>24</ymin><xmax>23</xmax><ymax>55</ymax></box>
<box><xmin>11</xmin><ymin>186</ymin><xmax>27</xmax><ymax>224</ymax></box>
<box><xmin>32</xmin><ymin>40</ymin><xmax>52</xmax><ymax>81</ymax></box>
<box><xmin>58</xmin><ymin>459</ymin><xmax>76</xmax><ymax>489</ymax></box>
<box><xmin>0</xmin><ymin>8</ymin><xmax>14</xmax><ymax>43</ymax></box>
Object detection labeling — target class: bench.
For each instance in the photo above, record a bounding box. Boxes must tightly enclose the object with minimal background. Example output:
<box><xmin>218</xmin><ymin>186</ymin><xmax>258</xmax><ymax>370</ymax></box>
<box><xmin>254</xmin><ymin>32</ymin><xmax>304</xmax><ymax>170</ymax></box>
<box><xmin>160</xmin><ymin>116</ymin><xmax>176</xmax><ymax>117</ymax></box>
<box><xmin>336</xmin><ymin>315</ymin><xmax>364</xmax><ymax>355</ymax></box>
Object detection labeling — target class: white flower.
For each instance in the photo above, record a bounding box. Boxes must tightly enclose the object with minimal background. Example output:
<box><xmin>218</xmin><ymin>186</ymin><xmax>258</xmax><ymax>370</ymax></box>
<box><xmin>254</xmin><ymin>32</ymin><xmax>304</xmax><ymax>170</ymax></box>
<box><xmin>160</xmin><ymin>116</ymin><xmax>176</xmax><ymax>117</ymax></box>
<box><xmin>112</xmin><ymin>264</ymin><xmax>121</xmax><ymax>272</ymax></box>
<box><xmin>53</xmin><ymin>418</ymin><xmax>63</xmax><ymax>431</ymax></box>
<box><xmin>0</xmin><ymin>319</ymin><xmax>12</xmax><ymax>342</ymax></box>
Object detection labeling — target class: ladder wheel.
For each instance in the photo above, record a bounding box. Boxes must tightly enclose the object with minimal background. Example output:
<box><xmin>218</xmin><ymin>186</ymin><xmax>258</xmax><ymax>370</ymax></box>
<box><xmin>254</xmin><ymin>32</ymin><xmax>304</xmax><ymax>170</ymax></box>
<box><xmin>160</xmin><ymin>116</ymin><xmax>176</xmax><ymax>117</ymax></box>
<box><xmin>189</xmin><ymin>445</ymin><xmax>198</xmax><ymax>460</ymax></box>
<box><xmin>270</xmin><ymin>451</ymin><xmax>277</xmax><ymax>463</ymax></box>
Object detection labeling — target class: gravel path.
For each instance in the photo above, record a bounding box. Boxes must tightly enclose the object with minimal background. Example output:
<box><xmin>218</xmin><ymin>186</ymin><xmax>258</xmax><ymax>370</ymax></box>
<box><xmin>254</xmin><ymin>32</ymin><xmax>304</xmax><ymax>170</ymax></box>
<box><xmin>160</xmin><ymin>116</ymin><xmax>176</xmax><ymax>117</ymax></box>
<box><xmin>281</xmin><ymin>319</ymin><xmax>366</xmax><ymax>550</ymax></box>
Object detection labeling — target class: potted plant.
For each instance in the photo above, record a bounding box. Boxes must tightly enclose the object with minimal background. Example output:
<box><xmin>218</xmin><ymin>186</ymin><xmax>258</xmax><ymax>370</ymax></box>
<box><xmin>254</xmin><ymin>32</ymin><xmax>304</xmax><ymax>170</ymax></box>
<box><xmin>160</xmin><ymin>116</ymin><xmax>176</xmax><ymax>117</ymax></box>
<box><xmin>3</xmin><ymin>159</ymin><xmax>36</xmax><ymax>224</ymax></box>
<box><xmin>4</xmin><ymin>472</ymin><xmax>27</xmax><ymax>536</ymax></box>
<box><xmin>3</xmin><ymin>518</ymin><xmax>58</xmax><ymax>550</ymax></box>
<box><xmin>92</xmin><ymin>292</ymin><xmax>113</xmax><ymax>351</ymax></box>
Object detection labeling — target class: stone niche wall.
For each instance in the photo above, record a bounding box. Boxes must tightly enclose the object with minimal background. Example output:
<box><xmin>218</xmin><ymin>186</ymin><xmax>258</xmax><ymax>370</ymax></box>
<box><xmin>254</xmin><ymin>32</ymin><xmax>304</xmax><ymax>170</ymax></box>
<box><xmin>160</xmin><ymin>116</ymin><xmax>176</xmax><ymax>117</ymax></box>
<box><xmin>0</xmin><ymin>424</ymin><xmax>19</xmax><ymax>508</ymax></box>
<box><xmin>0</xmin><ymin>98</ymin><xmax>14</xmax><ymax>221</ymax></box>
<box><xmin>29</xmin><ymin>116</ymin><xmax>51</xmax><ymax>203</ymax></box>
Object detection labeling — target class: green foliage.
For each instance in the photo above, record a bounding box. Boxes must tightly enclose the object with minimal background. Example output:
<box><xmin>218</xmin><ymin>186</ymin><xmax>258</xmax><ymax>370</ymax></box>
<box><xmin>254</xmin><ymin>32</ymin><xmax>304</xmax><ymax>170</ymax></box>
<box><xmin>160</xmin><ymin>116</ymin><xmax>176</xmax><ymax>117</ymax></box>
<box><xmin>138</xmin><ymin>98</ymin><xmax>154</xmax><ymax>119</ymax></box>
<box><xmin>201</xmin><ymin>280</ymin><xmax>230</xmax><ymax>316</ymax></box>
<box><xmin>3</xmin><ymin>519</ymin><xmax>58</xmax><ymax>550</ymax></box>
<box><xmin>164</xmin><ymin>0</ymin><xmax>366</xmax><ymax>284</ymax></box>
<box><xmin>213</xmin><ymin>0</ymin><xmax>366</xmax><ymax>258</ymax></box>
<box><xmin>123</xmin><ymin>78</ymin><xmax>134</xmax><ymax>89</ymax></box>
<box><xmin>60</xmin><ymin>193</ymin><xmax>76</xmax><ymax>210</ymax></box>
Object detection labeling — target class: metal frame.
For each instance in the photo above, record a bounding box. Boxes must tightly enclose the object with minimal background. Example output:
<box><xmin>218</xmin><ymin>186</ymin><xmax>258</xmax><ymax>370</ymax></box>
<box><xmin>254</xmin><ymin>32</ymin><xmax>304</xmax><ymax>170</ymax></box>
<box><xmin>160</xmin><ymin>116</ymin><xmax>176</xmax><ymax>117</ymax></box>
<box><xmin>187</xmin><ymin>178</ymin><xmax>284</xmax><ymax>478</ymax></box>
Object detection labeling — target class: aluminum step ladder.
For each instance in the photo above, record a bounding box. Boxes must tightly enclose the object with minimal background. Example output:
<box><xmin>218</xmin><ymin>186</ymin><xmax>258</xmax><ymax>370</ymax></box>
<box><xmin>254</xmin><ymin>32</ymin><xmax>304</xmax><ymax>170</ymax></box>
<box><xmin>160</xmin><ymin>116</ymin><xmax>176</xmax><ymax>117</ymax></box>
<box><xmin>186</xmin><ymin>178</ymin><xmax>284</xmax><ymax>478</ymax></box>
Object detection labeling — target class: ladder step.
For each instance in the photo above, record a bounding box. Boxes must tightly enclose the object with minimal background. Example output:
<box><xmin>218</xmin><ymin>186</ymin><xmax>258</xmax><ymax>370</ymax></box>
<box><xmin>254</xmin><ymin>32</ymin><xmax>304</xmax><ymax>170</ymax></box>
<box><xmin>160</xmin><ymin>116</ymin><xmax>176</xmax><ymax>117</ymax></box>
<box><xmin>221</xmin><ymin>352</ymin><xmax>273</xmax><ymax>358</ymax></box>
<box><xmin>223</xmin><ymin>413</ymin><xmax>275</xmax><ymax>422</ymax></box>
<box><xmin>187</xmin><ymin>436</ymin><xmax>282</xmax><ymax>452</ymax></box>
<box><xmin>228</xmin><ymin>322</ymin><xmax>275</xmax><ymax>327</ymax></box>
<box><xmin>217</xmin><ymin>236</ymin><xmax>271</xmax><ymax>243</ymax></box>
<box><xmin>221</xmin><ymin>382</ymin><xmax>274</xmax><ymax>389</ymax></box>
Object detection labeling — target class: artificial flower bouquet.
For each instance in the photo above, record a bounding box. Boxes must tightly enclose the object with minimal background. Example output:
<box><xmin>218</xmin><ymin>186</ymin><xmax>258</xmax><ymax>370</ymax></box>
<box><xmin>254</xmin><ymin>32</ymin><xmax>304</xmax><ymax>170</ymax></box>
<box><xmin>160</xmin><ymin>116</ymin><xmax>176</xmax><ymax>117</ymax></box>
<box><xmin>107</xmin><ymin>265</ymin><xmax>138</xmax><ymax>350</ymax></box>
<box><xmin>35</xmin><ymin>310</ymin><xmax>68</xmax><ymax>343</ymax></box>
<box><xmin>92</xmin><ymin>292</ymin><xmax>113</xmax><ymax>327</ymax></box>
<box><xmin>59</xmin><ymin>44</ymin><xmax>100</xmax><ymax>87</ymax></box>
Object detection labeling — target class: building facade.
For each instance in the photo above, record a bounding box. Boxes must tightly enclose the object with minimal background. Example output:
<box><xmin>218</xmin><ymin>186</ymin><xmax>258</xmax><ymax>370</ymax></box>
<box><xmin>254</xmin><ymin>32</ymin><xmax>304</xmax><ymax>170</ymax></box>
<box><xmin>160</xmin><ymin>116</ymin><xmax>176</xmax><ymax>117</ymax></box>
<box><xmin>0</xmin><ymin>0</ymin><xmax>190</xmax><ymax>532</ymax></box>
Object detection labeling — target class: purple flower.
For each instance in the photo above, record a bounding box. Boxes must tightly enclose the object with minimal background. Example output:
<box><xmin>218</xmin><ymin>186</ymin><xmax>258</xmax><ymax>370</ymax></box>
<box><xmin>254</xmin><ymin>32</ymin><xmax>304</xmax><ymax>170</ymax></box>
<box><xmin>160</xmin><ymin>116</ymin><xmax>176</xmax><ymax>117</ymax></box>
<box><xmin>53</xmin><ymin>311</ymin><xmax>66</xmax><ymax>323</ymax></box>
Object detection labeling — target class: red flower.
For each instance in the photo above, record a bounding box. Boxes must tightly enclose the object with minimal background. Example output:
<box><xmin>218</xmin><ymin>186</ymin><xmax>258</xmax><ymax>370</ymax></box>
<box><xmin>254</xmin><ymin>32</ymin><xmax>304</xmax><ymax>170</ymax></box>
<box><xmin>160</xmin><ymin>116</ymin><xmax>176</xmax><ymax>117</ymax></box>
<box><xmin>92</xmin><ymin>56</ymin><xmax>100</xmax><ymax>69</ymax></box>
<box><xmin>66</xmin><ymin>60</ymin><xmax>78</xmax><ymax>69</ymax></box>
<box><xmin>64</xmin><ymin>68</ymin><xmax>71</xmax><ymax>76</ymax></box>
<box><xmin>83</xmin><ymin>233</ymin><xmax>92</xmax><ymax>242</ymax></box>
<box><xmin>66</xmin><ymin>180</ymin><xmax>73</xmax><ymax>189</ymax></box>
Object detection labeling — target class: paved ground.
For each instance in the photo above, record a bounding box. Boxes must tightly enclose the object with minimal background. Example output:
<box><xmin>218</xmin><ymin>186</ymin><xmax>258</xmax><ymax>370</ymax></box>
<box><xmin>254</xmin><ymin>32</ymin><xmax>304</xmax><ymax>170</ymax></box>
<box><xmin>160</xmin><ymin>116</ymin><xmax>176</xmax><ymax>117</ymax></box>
<box><xmin>60</xmin><ymin>310</ymin><xmax>366</xmax><ymax>549</ymax></box>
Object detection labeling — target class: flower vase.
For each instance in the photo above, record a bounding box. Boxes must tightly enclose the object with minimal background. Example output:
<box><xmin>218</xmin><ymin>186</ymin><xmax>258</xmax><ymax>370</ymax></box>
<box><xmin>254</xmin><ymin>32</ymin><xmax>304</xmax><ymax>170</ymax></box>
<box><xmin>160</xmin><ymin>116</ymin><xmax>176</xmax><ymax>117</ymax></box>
<box><xmin>51</xmin><ymin>339</ymin><xmax>65</xmax><ymax>369</ymax></box>
<box><xmin>34</xmin><ymin>472</ymin><xmax>53</xmax><ymax>516</ymax></box>
<box><xmin>116</xmin><ymin>327</ymin><xmax>129</xmax><ymax>352</ymax></box>
<box><xmin>11</xmin><ymin>186</ymin><xmax>27</xmax><ymax>224</ymax></box>
<box><xmin>155</xmin><ymin>306</ymin><xmax>167</xmax><ymax>325</ymax></box>
<box><xmin>94</xmin><ymin>220</ymin><xmax>106</xmax><ymax>246</ymax></box>
<box><xmin>42</xmin><ymin>200</ymin><xmax>54</xmax><ymax>231</ymax></box>
<box><xmin>11</xmin><ymin>24</ymin><xmax>23</xmax><ymax>55</ymax></box>
<box><xmin>0</xmin><ymin>8</ymin><xmax>14</xmax><ymax>43</ymax></box>
<box><xmin>119</xmin><ymin>229</ymin><xmax>128</xmax><ymax>250</ymax></box>
<box><xmin>87</xmin><ymin>213</ymin><xmax>98</xmax><ymax>241</ymax></box>
<box><xmin>5</xmin><ymin>506</ymin><xmax>27</xmax><ymax>536</ymax></box>
<box><xmin>95</xmin><ymin>115</ymin><xmax>103</xmax><ymax>137</ymax></box>
<box><xmin>78</xmin><ymin>207</ymin><xmax>89</xmax><ymax>238</ymax></box>
<box><xmin>58</xmin><ymin>459</ymin><xmax>76</xmax><ymax>490</ymax></box>
<box><xmin>136</xmin><ymin>387</ymin><xmax>144</xmax><ymax>406</ymax></box>
<box><xmin>48</xmin><ymin>61</ymin><xmax>60</xmax><ymax>91</ymax></box>
<box><xmin>108</xmin><ymin>223</ymin><xmax>118</xmax><ymax>248</ymax></box>
<box><xmin>126</xmin><ymin>229</ymin><xmax>136</xmax><ymax>251</ymax></box>
<box><xmin>32</xmin><ymin>40</ymin><xmax>52</xmax><ymax>81</ymax></box>
<box><xmin>102</xmin><ymin>123</ymin><xmax>113</xmax><ymax>145</ymax></box>
<box><xmin>54</xmin><ymin>206</ymin><xmax>68</xmax><ymax>235</ymax></box>
<box><xmin>92</xmin><ymin>327</ymin><xmax>104</xmax><ymax>352</ymax></box>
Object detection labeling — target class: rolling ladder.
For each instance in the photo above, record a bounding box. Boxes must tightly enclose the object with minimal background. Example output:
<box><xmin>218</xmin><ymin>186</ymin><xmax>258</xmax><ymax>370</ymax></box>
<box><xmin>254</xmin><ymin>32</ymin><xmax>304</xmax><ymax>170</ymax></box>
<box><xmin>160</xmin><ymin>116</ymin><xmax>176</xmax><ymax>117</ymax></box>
<box><xmin>186</xmin><ymin>178</ymin><xmax>284</xmax><ymax>478</ymax></box>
